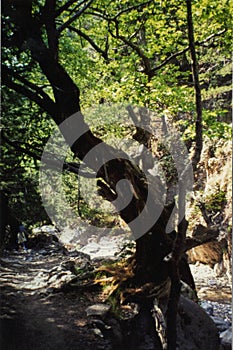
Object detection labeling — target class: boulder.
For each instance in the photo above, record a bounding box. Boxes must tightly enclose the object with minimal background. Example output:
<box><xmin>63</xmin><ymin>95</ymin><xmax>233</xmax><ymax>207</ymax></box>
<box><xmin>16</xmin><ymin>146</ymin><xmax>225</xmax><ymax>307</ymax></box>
<box><xmin>121</xmin><ymin>296</ymin><xmax>219</xmax><ymax>350</ymax></box>
<box><xmin>86</xmin><ymin>303</ymin><xmax>111</xmax><ymax>317</ymax></box>
<box><xmin>187</xmin><ymin>241</ymin><xmax>224</xmax><ymax>267</ymax></box>
<box><xmin>176</xmin><ymin>296</ymin><xmax>220</xmax><ymax>350</ymax></box>
<box><xmin>220</xmin><ymin>327</ymin><xmax>232</xmax><ymax>350</ymax></box>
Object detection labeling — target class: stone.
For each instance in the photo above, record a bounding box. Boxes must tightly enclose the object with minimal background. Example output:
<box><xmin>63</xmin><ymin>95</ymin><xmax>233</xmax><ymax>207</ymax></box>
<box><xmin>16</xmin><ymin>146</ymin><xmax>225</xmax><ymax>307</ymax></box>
<box><xmin>211</xmin><ymin>316</ymin><xmax>229</xmax><ymax>332</ymax></box>
<box><xmin>220</xmin><ymin>327</ymin><xmax>232</xmax><ymax>350</ymax></box>
<box><xmin>86</xmin><ymin>304</ymin><xmax>111</xmax><ymax>317</ymax></box>
<box><xmin>187</xmin><ymin>241</ymin><xmax>224</xmax><ymax>267</ymax></box>
<box><xmin>200</xmin><ymin>301</ymin><xmax>214</xmax><ymax>316</ymax></box>
<box><xmin>176</xmin><ymin>296</ymin><xmax>220</xmax><ymax>350</ymax></box>
<box><xmin>92</xmin><ymin>328</ymin><xmax>104</xmax><ymax>338</ymax></box>
<box><xmin>90</xmin><ymin>319</ymin><xmax>109</xmax><ymax>331</ymax></box>
<box><xmin>38</xmin><ymin>249</ymin><xmax>48</xmax><ymax>255</ymax></box>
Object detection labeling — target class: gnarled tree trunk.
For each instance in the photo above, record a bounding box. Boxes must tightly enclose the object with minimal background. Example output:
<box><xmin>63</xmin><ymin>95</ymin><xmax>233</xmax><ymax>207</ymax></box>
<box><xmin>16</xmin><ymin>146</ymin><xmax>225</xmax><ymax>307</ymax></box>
<box><xmin>2</xmin><ymin>2</ymin><xmax>195</xmax><ymax>348</ymax></box>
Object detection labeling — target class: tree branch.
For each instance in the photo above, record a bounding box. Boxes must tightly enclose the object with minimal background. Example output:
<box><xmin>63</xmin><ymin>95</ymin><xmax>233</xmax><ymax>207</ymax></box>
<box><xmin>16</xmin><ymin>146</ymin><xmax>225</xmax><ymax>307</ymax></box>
<box><xmin>87</xmin><ymin>1</ymin><xmax>153</xmax><ymax>21</ymax></box>
<box><xmin>109</xmin><ymin>20</ymin><xmax>151</xmax><ymax>76</ymax></box>
<box><xmin>112</xmin><ymin>1</ymin><xmax>153</xmax><ymax>20</ymax></box>
<box><xmin>148</xmin><ymin>29</ymin><xmax>226</xmax><ymax>77</ymax></box>
<box><xmin>2</xmin><ymin>131</ymin><xmax>96</xmax><ymax>179</ymax></box>
<box><xmin>185</xmin><ymin>224</ymin><xmax>219</xmax><ymax>251</ymax></box>
<box><xmin>68</xmin><ymin>26</ymin><xmax>109</xmax><ymax>61</ymax></box>
<box><xmin>54</xmin><ymin>0</ymin><xmax>80</xmax><ymax>18</ymax></box>
<box><xmin>97</xmin><ymin>179</ymin><xmax>117</xmax><ymax>202</ymax></box>
<box><xmin>58</xmin><ymin>0</ymin><xmax>95</xmax><ymax>33</ymax></box>
<box><xmin>85</xmin><ymin>9</ymin><xmax>110</xmax><ymax>20</ymax></box>
<box><xmin>196</xmin><ymin>28</ymin><xmax>226</xmax><ymax>46</ymax></box>
<box><xmin>149</xmin><ymin>47</ymin><xmax>190</xmax><ymax>76</ymax></box>
<box><xmin>3</xmin><ymin>66</ymin><xmax>54</xmax><ymax>102</ymax></box>
<box><xmin>2</xmin><ymin>68</ymin><xmax>59</xmax><ymax>122</ymax></box>
<box><xmin>44</xmin><ymin>0</ymin><xmax>58</xmax><ymax>60</ymax></box>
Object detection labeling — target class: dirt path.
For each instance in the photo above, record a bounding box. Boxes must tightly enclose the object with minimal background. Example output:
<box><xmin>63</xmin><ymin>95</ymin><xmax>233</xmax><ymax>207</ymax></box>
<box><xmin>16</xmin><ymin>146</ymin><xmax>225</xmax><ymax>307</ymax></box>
<box><xmin>0</xmin><ymin>250</ymin><xmax>108</xmax><ymax>350</ymax></box>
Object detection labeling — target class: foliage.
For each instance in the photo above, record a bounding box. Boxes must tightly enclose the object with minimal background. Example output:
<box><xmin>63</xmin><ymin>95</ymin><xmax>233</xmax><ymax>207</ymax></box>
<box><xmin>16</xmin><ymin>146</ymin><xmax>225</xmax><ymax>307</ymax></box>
<box><xmin>180</xmin><ymin>109</ymin><xmax>232</xmax><ymax>143</ymax></box>
<box><xmin>1</xmin><ymin>0</ymin><xmax>232</xmax><ymax>228</ymax></box>
<box><xmin>204</xmin><ymin>185</ymin><xmax>227</xmax><ymax>212</ymax></box>
<box><xmin>1</xmin><ymin>87</ymin><xmax>55</xmax><ymax>227</ymax></box>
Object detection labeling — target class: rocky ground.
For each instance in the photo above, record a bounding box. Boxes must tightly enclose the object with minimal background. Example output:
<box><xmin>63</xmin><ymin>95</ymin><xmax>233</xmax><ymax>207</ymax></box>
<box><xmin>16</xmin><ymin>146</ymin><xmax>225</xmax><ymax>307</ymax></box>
<box><xmin>0</xmin><ymin>232</ymin><xmax>232</xmax><ymax>350</ymax></box>
<box><xmin>190</xmin><ymin>263</ymin><xmax>232</xmax><ymax>349</ymax></box>
<box><xmin>0</xmin><ymin>246</ymin><xmax>111</xmax><ymax>350</ymax></box>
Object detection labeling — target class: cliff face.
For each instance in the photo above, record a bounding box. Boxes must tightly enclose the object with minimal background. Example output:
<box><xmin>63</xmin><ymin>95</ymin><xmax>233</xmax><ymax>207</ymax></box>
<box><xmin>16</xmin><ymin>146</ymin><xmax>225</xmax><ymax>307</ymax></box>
<box><xmin>187</xmin><ymin>138</ymin><xmax>232</xmax><ymax>277</ymax></box>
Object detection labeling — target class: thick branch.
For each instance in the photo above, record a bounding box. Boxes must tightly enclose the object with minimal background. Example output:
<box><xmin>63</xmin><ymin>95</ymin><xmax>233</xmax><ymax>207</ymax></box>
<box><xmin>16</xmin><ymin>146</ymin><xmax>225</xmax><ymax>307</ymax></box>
<box><xmin>44</xmin><ymin>0</ymin><xmax>58</xmax><ymax>60</ymax></box>
<box><xmin>2</xmin><ymin>132</ymin><xmax>96</xmax><ymax>178</ymax></box>
<box><xmin>185</xmin><ymin>224</ymin><xmax>219</xmax><ymax>251</ymax></box>
<box><xmin>21</xmin><ymin>37</ymin><xmax>81</xmax><ymax>122</ymax></box>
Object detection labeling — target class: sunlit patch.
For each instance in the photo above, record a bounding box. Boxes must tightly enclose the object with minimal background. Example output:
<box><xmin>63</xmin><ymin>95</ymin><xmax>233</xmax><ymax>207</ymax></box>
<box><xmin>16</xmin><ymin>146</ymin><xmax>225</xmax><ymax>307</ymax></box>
<box><xmin>74</xmin><ymin>319</ymin><xmax>87</xmax><ymax>327</ymax></box>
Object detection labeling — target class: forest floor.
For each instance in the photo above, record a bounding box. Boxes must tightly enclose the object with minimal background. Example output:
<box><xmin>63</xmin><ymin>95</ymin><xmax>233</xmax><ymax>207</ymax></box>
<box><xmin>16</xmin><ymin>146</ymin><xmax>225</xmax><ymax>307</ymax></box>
<box><xmin>0</xmin><ymin>248</ymin><xmax>112</xmax><ymax>350</ymax></box>
<box><xmin>0</xmin><ymin>241</ymin><xmax>231</xmax><ymax>350</ymax></box>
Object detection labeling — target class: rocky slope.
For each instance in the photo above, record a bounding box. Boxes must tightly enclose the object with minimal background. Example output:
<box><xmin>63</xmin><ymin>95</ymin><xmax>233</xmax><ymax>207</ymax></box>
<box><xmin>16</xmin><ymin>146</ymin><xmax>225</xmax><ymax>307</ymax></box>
<box><xmin>187</xmin><ymin>138</ymin><xmax>232</xmax><ymax>279</ymax></box>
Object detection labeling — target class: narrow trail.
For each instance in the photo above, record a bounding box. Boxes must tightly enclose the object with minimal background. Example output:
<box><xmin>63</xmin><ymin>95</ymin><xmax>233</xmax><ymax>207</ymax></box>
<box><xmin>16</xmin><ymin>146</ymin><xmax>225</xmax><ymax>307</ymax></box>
<box><xmin>0</xmin><ymin>249</ymin><xmax>107</xmax><ymax>350</ymax></box>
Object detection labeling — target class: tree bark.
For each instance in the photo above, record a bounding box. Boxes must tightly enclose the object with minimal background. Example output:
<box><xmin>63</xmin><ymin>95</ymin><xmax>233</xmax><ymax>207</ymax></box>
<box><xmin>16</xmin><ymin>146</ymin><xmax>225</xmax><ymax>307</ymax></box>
<box><xmin>2</xmin><ymin>2</ymin><xmax>191</xmax><ymax>347</ymax></box>
<box><xmin>186</xmin><ymin>0</ymin><xmax>203</xmax><ymax>172</ymax></box>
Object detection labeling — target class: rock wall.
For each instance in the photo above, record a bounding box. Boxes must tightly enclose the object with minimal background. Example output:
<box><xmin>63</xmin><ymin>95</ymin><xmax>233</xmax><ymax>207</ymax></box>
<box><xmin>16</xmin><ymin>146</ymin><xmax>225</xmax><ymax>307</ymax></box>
<box><xmin>187</xmin><ymin>138</ymin><xmax>232</xmax><ymax>277</ymax></box>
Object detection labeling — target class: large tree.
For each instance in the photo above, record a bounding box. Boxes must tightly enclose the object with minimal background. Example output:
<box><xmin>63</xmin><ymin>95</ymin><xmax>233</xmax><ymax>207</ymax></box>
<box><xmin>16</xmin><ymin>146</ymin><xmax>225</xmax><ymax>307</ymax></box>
<box><xmin>2</xmin><ymin>1</ymin><xmax>231</xmax><ymax>348</ymax></box>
